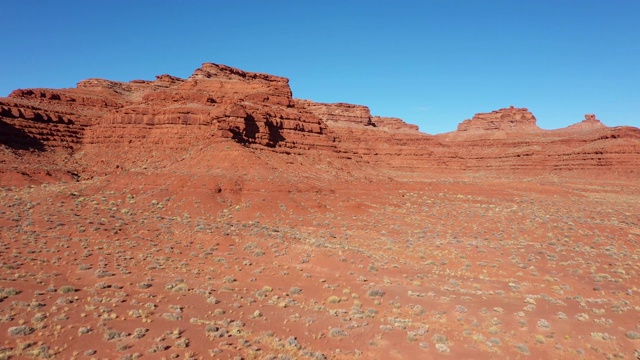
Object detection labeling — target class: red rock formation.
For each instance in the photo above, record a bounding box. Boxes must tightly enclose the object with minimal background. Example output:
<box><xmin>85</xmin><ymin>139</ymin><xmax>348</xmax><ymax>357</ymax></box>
<box><xmin>292</xmin><ymin>100</ymin><xmax>435</xmax><ymax>170</ymax></box>
<box><xmin>1</xmin><ymin>63</ymin><xmax>639</xmax><ymax>186</ymax></box>
<box><xmin>295</xmin><ymin>100</ymin><xmax>374</xmax><ymax>127</ymax></box>
<box><xmin>295</xmin><ymin>100</ymin><xmax>420</xmax><ymax>132</ymax></box>
<box><xmin>563</xmin><ymin>114</ymin><xmax>607</xmax><ymax>131</ymax></box>
<box><xmin>82</xmin><ymin>63</ymin><xmax>330</xmax><ymax>148</ymax></box>
<box><xmin>436</xmin><ymin>109</ymin><xmax>640</xmax><ymax>178</ymax></box>
<box><xmin>372</xmin><ymin>116</ymin><xmax>420</xmax><ymax>132</ymax></box>
<box><xmin>456</xmin><ymin>106</ymin><xmax>540</xmax><ymax>132</ymax></box>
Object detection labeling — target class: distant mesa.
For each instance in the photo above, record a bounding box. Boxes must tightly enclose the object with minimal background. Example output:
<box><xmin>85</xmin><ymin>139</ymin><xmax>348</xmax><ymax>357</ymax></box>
<box><xmin>563</xmin><ymin>113</ymin><xmax>607</xmax><ymax>131</ymax></box>
<box><xmin>294</xmin><ymin>100</ymin><xmax>420</xmax><ymax>133</ymax></box>
<box><xmin>456</xmin><ymin>105</ymin><xmax>540</xmax><ymax>132</ymax></box>
<box><xmin>455</xmin><ymin>106</ymin><xmax>611</xmax><ymax>133</ymax></box>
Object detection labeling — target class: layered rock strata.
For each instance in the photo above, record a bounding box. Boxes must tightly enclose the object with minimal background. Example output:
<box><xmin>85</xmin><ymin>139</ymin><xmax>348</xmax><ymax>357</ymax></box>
<box><xmin>457</xmin><ymin>106</ymin><xmax>540</xmax><ymax>132</ymax></box>
<box><xmin>1</xmin><ymin>63</ymin><xmax>639</xmax><ymax>185</ymax></box>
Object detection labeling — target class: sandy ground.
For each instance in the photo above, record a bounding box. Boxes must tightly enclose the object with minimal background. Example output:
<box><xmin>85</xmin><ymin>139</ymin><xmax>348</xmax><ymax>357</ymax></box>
<box><xmin>1</xmin><ymin>155</ymin><xmax>639</xmax><ymax>360</ymax></box>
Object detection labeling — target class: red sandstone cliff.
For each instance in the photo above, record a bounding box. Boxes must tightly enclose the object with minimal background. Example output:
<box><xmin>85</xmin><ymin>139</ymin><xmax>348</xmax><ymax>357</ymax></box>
<box><xmin>1</xmin><ymin>63</ymin><xmax>639</xmax><ymax>186</ymax></box>
<box><xmin>295</xmin><ymin>100</ymin><xmax>374</xmax><ymax>127</ymax></box>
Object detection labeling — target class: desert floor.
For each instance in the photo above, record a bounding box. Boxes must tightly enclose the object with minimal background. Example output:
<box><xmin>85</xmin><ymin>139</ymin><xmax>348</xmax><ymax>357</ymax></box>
<box><xmin>1</xmin><ymin>165</ymin><xmax>639</xmax><ymax>359</ymax></box>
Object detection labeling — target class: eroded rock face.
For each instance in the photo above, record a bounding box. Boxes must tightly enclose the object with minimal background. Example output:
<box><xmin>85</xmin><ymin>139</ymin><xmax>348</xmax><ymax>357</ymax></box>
<box><xmin>1</xmin><ymin>63</ymin><xmax>639</xmax><ymax>186</ymax></box>
<box><xmin>0</xmin><ymin>63</ymin><xmax>340</xmax><ymax>182</ymax></box>
<box><xmin>295</xmin><ymin>101</ymin><xmax>421</xmax><ymax>132</ymax></box>
<box><xmin>372</xmin><ymin>116</ymin><xmax>420</xmax><ymax>132</ymax></box>
<box><xmin>457</xmin><ymin>106</ymin><xmax>540</xmax><ymax>132</ymax></box>
<box><xmin>440</xmin><ymin>109</ymin><xmax>640</xmax><ymax>178</ymax></box>
<box><xmin>295</xmin><ymin>100</ymin><xmax>374</xmax><ymax>127</ymax></box>
<box><xmin>85</xmin><ymin>63</ymin><xmax>332</xmax><ymax>150</ymax></box>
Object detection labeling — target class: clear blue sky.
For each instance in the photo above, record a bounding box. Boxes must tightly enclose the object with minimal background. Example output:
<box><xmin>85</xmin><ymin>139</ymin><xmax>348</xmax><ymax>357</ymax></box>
<box><xmin>2</xmin><ymin>1</ymin><xmax>639</xmax><ymax>134</ymax></box>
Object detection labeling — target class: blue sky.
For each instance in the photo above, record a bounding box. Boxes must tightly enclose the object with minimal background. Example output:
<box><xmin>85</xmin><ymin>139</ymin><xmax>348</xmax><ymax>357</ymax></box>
<box><xmin>2</xmin><ymin>1</ymin><xmax>639</xmax><ymax>134</ymax></box>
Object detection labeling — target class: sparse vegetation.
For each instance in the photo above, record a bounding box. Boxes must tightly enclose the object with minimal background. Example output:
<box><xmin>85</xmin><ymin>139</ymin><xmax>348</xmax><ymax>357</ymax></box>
<box><xmin>8</xmin><ymin>326</ymin><xmax>35</xmax><ymax>336</ymax></box>
<box><xmin>0</xmin><ymin>139</ymin><xmax>638</xmax><ymax>359</ymax></box>
<box><xmin>367</xmin><ymin>289</ymin><xmax>385</xmax><ymax>298</ymax></box>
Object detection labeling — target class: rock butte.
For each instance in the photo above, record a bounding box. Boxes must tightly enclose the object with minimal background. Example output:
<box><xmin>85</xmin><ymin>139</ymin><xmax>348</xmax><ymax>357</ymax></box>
<box><xmin>1</xmin><ymin>62</ymin><xmax>639</xmax><ymax>186</ymax></box>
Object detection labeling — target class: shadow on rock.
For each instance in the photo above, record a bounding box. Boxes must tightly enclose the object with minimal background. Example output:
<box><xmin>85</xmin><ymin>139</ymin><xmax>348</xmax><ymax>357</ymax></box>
<box><xmin>0</xmin><ymin>118</ymin><xmax>45</xmax><ymax>151</ymax></box>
